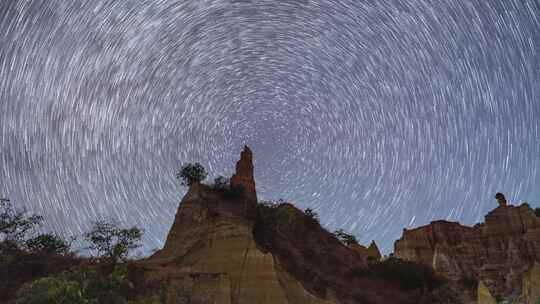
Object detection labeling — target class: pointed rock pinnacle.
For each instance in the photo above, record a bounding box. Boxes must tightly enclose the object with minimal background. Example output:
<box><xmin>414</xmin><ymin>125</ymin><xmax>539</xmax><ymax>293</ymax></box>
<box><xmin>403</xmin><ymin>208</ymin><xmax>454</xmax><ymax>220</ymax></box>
<box><xmin>231</xmin><ymin>145</ymin><xmax>257</xmax><ymax>201</ymax></box>
<box><xmin>367</xmin><ymin>240</ymin><xmax>382</xmax><ymax>261</ymax></box>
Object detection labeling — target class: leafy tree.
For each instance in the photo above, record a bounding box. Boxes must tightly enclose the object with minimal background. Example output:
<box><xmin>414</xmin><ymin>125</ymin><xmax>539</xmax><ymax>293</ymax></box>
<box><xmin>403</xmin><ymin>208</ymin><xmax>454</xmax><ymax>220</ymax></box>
<box><xmin>25</xmin><ymin>233</ymin><xmax>71</xmax><ymax>255</ymax></box>
<box><xmin>176</xmin><ymin>162</ymin><xmax>207</xmax><ymax>186</ymax></box>
<box><xmin>0</xmin><ymin>198</ymin><xmax>43</xmax><ymax>247</ymax></box>
<box><xmin>304</xmin><ymin>208</ymin><xmax>319</xmax><ymax>222</ymax></box>
<box><xmin>84</xmin><ymin>219</ymin><xmax>142</xmax><ymax>263</ymax></box>
<box><xmin>333</xmin><ymin>229</ymin><xmax>358</xmax><ymax>245</ymax></box>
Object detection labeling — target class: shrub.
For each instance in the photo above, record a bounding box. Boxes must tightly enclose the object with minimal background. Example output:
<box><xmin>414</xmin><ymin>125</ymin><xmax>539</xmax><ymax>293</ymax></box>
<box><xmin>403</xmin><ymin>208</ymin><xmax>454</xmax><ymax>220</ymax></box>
<box><xmin>333</xmin><ymin>229</ymin><xmax>358</xmax><ymax>245</ymax></box>
<box><xmin>210</xmin><ymin>176</ymin><xmax>244</xmax><ymax>200</ymax></box>
<box><xmin>25</xmin><ymin>233</ymin><xmax>71</xmax><ymax>255</ymax></box>
<box><xmin>176</xmin><ymin>163</ymin><xmax>207</xmax><ymax>186</ymax></box>
<box><xmin>221</xmin><ymin>184</ymin><xmax>244</xmax><ymax>199</ymax></box>
<box><xmin>257</xmin><ymin>201</ymin><xmax>296</xmax><ymax>226</ymax></box>
<box><xmin>350</xmin><ymin>257</ymin><xmax>445</xmax><ymax>291</ymax></box>
<box><xmin>15</xmin><ymin>276</ymin><xmax>87</xmax><ymax>304</ymax></box>
<box><xmin>84</xmin><ymin>220</ymin><xmax>142</xmax><ymax>263</ymax></box>
<box><xmin>212</xmin><ymin>176</ymin><xmax>229</xmax><ymax>190</ymax></box>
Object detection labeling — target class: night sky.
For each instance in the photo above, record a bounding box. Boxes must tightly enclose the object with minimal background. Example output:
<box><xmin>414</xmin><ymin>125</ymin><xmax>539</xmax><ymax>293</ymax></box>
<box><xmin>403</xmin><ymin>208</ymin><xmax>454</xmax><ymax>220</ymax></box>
<box><xmin>1</xmin><ymin>0</ymin><xmax>539</xmax><ymax>254</ymax></box>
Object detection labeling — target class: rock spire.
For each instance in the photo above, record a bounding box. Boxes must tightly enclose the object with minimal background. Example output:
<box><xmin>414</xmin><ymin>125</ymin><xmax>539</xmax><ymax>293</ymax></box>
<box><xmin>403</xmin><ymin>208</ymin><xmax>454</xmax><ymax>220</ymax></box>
<box><xmin>230</xmin><ymin>145</ymin><xmax>257</xmax><ymax>202</ymax></box>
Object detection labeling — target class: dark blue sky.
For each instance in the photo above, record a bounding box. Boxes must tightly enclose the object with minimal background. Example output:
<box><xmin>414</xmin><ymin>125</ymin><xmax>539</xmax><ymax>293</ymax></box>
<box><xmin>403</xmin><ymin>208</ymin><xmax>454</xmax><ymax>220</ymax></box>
<box><xmin>1</xmin><ymin>0</ymin><xmax>539</xmax><ymax>253</ymax></box>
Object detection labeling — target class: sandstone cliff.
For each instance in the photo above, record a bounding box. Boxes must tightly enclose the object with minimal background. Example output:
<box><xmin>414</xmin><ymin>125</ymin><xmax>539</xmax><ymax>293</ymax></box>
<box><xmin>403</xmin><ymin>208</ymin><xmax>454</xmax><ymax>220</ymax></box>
<box><xmin>394</xmin><ymin>194</ymin><xmax>540</xmax><ymax>301</ymax></box>
<box><xmin>145</xmin><ymin>182</ymin><xmax>332</xmax><ymax>304</ymax></box>
<box><xmin>134</xmin><ymin>147</ymin><xmax>446</xmax><ymax>304</ymax></box>
<box><xmin>144</xmin><ymin>147</ymin><xmax>326</xmax><ymax>303</ymax></box>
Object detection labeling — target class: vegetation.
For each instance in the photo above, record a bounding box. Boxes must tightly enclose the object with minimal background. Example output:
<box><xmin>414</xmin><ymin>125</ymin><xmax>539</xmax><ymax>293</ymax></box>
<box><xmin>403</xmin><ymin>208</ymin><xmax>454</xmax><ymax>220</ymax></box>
<box><xmin>349</xmin><ymin>257</ymin><xmax>445</xmax><ymax>291</ymax></box>
<box><xmin>212</xmin><ymin>176</ymin><xmax>228</xmax><ymax>190</ymax></box>
<box><xmin>304</xmin><ymin>208</ymin><xmax>319</xmax><ymax>222</ymax></box>
<box><xmin>333</xmin><ymin>229</ymin><xmax>358</xmax><ymax>245</ymax></box>
<box><xmin>209</xmin><ymin>175</ymin><xmax>245</xmax><ymax>200</ymax></box>
<box><xmin>25</xmin><ymin>233</ymin><xmax>71</xmax><ymax>255</ymax></box>
<box><xmin>15</xmin><ymin>276</ymin><xmax>87</xmax><ymax>304</ymax></box>
<box><xmin>0</xmin><ymin>197</ymin><xmax>147</xmax><ymax>303</ymax></box>
<box><xmin>256</xmin><ymin>200</ymin><xmax>299</xmax><ymax>228</ymax></box>
<box><xmin>176</xmin><ymin>162</ymin><xmax>207</xmax><ymax>186</ymax></box>
<box><xmin>0</xmin><ymin>198</ymin><xmax>43</xmax><ymax>248</ymax></box>
<box><xmin>84</xmin><ymin>219</ymin><xmax>143</xmax><ymax>263</ymax></box>
<box><xmin>16</xmin><ymin>264</ymin><xmax>134</xmax><ymax>304</ymax></box>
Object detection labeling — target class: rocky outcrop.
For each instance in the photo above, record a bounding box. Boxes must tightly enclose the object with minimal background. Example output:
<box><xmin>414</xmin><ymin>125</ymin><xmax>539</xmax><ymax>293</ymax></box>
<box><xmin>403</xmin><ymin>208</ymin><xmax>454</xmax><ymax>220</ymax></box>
<box><xmin>143</xmin><ymin>148</ymin><xmax>338</xmax><ymax>304</ymax></box>
<box><xmin>147</xmin><ymin>182</ymin><xmax>333</xmax><ymax>304</ymax></box>
<box><xmin>349</xmin><ymin>241</ymin><xmax>382</xmax><ymax>263</ymax></box>
<box><xmin>477</xmin><ymin>281</ymin><xmax>497</xmax><ymax>304</ymax></box>
<box><xmin>367</xmin><ymin>241</ymin><xmax>382</xmax><ymax>261</ymax></box>
<box><xmin>522</xmin><ymin>263</ymin><xmax>540</xmax><ymax>304</ymax></box>
<box><xmin>394</xmin><ymin>195</ymin><xmax>540</xmax><ymax>300</ymax></box>
<box><xmin>139</xmin><ymin>148</ymin><xmax>445</xmax><ymax>304</ymax></box>
<box><xmin>230</xmin><ymin>146</ymin><xmax>257</xmax><ymax>202</ymax></box>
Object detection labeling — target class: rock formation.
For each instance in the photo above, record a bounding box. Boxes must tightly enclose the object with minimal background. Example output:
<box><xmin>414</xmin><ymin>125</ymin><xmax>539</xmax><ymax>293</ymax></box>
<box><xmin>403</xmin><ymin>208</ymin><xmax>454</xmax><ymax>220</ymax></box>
<box><xmin>230</xmin><ymin>145</ymin><xmax>257</xmax><ymax>202</ymax></box>
<box><xmin>477</xmin><ymin>281</ymin><xmax>497</xmax><ymax>304</ymax></box>
<box><xmin>349</xmin><ymin>241</ymin><xmax>382</xmax><ymax>262</ymax></box>
<box><xmin>367</xmin><ymin>241</ymin><xmax>382</xmax><ymax>261</ymax></box>
<box><xmin>146</xmin><ymin>184</ymin><xmax>331</xmax><ymax>303</ymax></box>
<box><xmin>522</xmin><ymin>263</ymin><xmax>540</xmax><ymax>304</ymax></box>
<box><xmin>136</xmin><ymin>148</ymin><xmax>441</xmax><ymax>304</ymax></box>
<box><xmin>146</xmin><ymin>149</ymin><xmax>325</xmax><ymax>303</ymax></box>
<box><xmin>394</xmin><ymin>193</ymin><xmax>540</xmax><ymax>300</ymax></box>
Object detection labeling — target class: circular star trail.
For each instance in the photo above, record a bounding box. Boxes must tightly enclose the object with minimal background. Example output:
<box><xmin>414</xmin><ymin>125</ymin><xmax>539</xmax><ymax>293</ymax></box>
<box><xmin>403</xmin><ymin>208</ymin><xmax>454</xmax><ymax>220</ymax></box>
<box><xmin>1</xmin><ymin>0</ymin><xmax>539</xmax><ymax>253</ymax></box>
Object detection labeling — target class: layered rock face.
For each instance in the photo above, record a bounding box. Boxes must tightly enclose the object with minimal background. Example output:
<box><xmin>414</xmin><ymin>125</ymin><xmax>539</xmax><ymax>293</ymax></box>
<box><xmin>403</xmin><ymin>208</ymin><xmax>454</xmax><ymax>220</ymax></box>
<box><xmin>138</xmin><ymin>147</ymin><xmax>441</xmax><ymax>304</ymax></box>
<box><xmin>522</xmin><ymin>263</ymin><xmax>540</xmax><ymax>304</ymax></box>
<box><xmin>394</xmin><ymin>196</ymin><xmax>540</xmax><ymax>300</ymax></box>
<box><xmin>144</xmin><ymin>147</ymin><xmax>335</xmax><ymax>304</ymax></box>
<box><xmin>147</xmin><ymin>183</ymin><xmax>331</xmax><ymax>304</ymax></box>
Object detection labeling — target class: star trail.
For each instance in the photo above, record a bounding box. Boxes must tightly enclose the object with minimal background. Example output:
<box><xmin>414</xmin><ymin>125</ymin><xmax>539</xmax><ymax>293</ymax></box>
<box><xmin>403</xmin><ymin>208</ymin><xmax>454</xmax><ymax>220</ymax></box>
<box><xmin>1</xmin><ymin>0</ymin><xmax>539</xmax><ymax>253</ymax></box>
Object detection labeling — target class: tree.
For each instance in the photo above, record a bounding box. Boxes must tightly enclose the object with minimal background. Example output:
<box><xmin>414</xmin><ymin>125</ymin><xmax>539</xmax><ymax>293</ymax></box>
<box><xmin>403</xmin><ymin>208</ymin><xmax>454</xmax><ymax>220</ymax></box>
<box><xmin>0</xmin><ymin>198</ymin><xmax>43</xmax><ymax>247</ymax></box>
<box><xmin>333</xmin><ymin>229</ymin><xmax>358</xmax><ymax>246</ymax></box>
<box><xmin>25</xmin><ymin>233</ymin><xmax>71</xmax><ymax>255</ymax></box>
<box><xmin>84</xmin><ymin>219</ymin><xmax>142</xmax><ymax>263</ymax></box>
<box><xmin>176</xmin><ymin>162</ymin><xmax>207</xmax><ymax>186</ymax></box>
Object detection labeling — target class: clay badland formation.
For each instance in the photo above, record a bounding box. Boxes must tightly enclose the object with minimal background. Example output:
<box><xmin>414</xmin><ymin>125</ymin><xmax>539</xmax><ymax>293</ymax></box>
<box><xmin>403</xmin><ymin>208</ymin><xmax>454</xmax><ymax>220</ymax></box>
<box><xmin>4</xmin><ymin>146</ymin><xmax>540</xmax><ymax>303</ymax></box>
<box><xmin>125</xmin><ymin>146</ymin><xmax>540</xmax><ymax>303</ymax></box>
<box><xmin>395</xmin><ymin>191</ymin><xmax>540</xmax><ymax>303</ymax></box>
